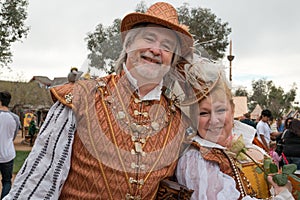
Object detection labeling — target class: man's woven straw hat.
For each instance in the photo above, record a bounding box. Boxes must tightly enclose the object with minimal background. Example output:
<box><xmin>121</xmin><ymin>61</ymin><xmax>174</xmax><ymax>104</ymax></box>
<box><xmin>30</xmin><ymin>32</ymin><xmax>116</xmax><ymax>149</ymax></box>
<box><xmin>121</xmin><ymin>2</ymin><xmax>193</xmax><ymax>57</ymax></box>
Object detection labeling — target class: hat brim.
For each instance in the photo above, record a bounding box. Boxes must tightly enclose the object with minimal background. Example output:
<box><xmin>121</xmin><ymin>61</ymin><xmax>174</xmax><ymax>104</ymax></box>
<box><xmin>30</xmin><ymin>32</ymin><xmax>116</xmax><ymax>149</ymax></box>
<box><xmin>121</xmin><ymin>13</ymin><xmax>193</xmax><ymax>57</ymax></box>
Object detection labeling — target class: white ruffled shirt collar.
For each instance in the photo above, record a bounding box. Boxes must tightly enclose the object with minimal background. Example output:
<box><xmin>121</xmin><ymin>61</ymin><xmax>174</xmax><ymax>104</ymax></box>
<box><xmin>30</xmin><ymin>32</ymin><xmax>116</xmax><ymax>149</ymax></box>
<box><xmin>123</xmin><ymin>63</ymin><xmax>163</xmax><ymax>101</ymax></box>
<box><xmin>192</xmin><ymin>135</ymin><xmax>226</xmax><ymax>150</ymax></box>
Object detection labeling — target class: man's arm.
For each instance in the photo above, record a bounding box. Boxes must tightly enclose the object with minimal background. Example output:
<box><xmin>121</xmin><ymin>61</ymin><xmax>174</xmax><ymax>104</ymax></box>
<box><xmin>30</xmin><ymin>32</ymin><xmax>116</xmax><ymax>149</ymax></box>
<box><xmin>260</xmin><ymin>134</ymin><xmax>269</xmax><ymax>151</ymax></box>
<box><xmin>270</xmin><ymin>131</ymin><xmax>281</xmax><ymax>141</ymax></box>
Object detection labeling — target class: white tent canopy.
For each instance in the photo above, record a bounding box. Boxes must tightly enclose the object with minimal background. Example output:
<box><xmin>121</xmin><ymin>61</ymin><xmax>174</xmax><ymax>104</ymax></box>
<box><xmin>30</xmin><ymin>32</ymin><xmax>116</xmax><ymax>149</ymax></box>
<box><xmin>251</xmin><ymin>104</ymin><xmax>262</xmax><ymax>120</ymax></box>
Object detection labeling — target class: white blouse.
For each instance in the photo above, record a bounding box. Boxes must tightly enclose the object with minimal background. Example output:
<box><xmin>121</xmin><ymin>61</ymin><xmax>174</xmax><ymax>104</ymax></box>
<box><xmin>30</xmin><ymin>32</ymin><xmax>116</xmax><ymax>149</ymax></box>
<box><xmin>175</xmin><ymin>136</ymin><xmax>294</xmax><ymax>200</ymax></box>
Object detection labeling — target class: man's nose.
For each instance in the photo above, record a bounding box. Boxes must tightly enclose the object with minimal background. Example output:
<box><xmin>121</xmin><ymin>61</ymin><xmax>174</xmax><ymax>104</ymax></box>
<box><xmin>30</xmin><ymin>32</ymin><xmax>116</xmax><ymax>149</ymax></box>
<box><xmin>149</xmin><ymin>42</ymin><xmax>162</xmax><ymax>55</ymax></box>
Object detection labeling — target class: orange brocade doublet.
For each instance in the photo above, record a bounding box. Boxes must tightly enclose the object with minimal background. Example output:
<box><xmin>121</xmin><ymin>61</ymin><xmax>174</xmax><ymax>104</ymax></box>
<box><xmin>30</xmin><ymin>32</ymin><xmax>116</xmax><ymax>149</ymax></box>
<box><xmin>50</xmin><ymin>74</ymin><xmax>189</xmax><ymax>200</ymax></box>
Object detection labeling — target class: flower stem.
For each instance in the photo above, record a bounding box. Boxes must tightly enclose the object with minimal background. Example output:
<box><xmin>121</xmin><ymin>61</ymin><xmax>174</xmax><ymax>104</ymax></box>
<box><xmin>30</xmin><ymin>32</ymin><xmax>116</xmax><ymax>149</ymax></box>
<box><xmin>241</xmin><ymin>149</ymin><xmax>266</xmax><ymax>174</ymax></box>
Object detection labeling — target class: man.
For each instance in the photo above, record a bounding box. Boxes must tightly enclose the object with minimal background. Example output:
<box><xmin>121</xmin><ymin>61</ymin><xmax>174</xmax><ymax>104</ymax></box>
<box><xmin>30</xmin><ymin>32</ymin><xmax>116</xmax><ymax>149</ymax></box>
<box><xmin>256</xmin><ymin>109</ymin><xmax>276</xmax><ymax>151</ymax></box>
<box><xmin>240</xmin><ymin>112</ymin><xmax>256</xmax><ymax>129</ymax></box>
<box><xmin>0</xmin><ymin>91</ymin><xmax>20</xmax><ymax>199</ymax></box>
<box><xmin>5</xmin><ymin>2</ymin><xmax>194</xmax><ymax>199</ymax></box>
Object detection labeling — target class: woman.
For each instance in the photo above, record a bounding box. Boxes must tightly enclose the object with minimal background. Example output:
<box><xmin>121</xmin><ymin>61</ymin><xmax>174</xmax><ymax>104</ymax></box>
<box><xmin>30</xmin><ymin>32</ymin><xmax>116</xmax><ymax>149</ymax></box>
<box><xmin>176</xmin><ymin>59</ymin><xmax>294</xmax><ymax>200</ymax></box>
<box><xmin>282</xmin><ymin>118</ymin><xmax>300</xmax><ymax>169</ymax></box>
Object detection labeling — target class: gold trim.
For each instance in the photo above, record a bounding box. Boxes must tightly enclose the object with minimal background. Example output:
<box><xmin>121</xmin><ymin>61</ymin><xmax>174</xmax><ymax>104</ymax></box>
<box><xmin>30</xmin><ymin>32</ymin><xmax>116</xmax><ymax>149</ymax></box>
<box><xmin>99</xmin><ymin>85</ymin><xmax>133</xmax><ymax>193</ymax></box>
<box><xmin>77</xmin><ymin>81</ymin><xmax>114</xmax><ymax>200</ymax></box>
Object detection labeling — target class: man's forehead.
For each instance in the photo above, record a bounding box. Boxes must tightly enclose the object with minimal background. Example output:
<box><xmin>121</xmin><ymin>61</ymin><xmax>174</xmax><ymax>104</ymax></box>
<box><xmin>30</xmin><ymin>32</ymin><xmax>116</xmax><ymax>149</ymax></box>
<box><xmin>140</xmin><ymin>25</ymin><xmax>178</xmax><ymax>38</ymax></box>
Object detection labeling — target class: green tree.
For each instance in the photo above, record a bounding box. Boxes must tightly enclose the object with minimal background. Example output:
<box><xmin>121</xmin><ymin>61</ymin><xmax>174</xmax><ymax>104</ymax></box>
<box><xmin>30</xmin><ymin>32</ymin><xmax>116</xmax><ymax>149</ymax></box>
<box><xmin>134</xmin><ymin>0</ymin><xmax>147</xmax><ymax>13</ymax></box>
<box><xmin>0</xmin><ymin>0</ymin><xmax>29</xmax><ymax>68</ymax></box>
<box><xmin>85</xmin><ymin>2</ymin><xmax>231</xmax><ymax>73</ymax></box>
<box><xmin>249</xmin><ymin>79</ymin><xmax>297</xmax><ymax>118</ymax></box>
<box><xmin>177</xmin><ymin>3</ymin><xmax>231</xmax><ymax>60</ymax></box>
<box><xmin>234</xmin><ymin>87</ymin><xmax>248</xmax><ymax>97</ymax></box>
<box><xmin>85</xmin><ymin>19</ymin><xmax>122</xmax><ymax>74</ymax></box>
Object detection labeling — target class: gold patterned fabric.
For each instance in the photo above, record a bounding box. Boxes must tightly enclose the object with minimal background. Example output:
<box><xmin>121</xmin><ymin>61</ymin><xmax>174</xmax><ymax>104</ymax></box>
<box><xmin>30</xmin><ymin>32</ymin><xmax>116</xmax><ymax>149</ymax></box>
<box><xmin>50</xmin><ymin>74</ymin><xmax>190</xmax><ymax>200</ymax></box>
<box><xmin>241</xmin><ymin>162</ymin><xmax>270</xmax><ymax>198</ymax></box>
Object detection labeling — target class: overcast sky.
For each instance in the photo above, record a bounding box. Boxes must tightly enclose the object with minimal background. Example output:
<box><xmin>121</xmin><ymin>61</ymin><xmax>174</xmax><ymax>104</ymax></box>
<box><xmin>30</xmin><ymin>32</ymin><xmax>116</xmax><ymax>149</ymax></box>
<box><xmin>1</xmin><ymin>0</ymin><xmax>300</xmax><ymax>101</ymax></box>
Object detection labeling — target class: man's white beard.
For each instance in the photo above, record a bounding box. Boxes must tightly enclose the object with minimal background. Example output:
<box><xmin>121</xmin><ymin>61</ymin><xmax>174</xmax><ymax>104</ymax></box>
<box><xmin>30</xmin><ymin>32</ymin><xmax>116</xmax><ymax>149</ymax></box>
<box><xmin>135</xmin><ymin>63</ymin><xmax>170</xmax><ymax>81</ymax></box>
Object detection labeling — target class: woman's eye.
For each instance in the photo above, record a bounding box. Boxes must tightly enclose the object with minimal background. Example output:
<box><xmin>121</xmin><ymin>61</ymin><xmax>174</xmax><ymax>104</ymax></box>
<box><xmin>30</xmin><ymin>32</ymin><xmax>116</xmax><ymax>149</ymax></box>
<box><xmin>216</xmin><ymin>108</ymin><xmax>226</xmax><ymax>114</ymax></box>
<box><xmin>199</xmin><ymin>112</ymin><xmax>209</xmax><ymax>116</ymax></box>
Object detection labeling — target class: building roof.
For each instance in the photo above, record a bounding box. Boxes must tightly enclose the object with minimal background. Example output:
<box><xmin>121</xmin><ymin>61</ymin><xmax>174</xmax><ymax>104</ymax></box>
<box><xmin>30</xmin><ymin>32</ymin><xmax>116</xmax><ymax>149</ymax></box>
<box><xmin>29</xmin><ymin>76</ymin><xmax>52</xmax><ymax>86</ymax></box>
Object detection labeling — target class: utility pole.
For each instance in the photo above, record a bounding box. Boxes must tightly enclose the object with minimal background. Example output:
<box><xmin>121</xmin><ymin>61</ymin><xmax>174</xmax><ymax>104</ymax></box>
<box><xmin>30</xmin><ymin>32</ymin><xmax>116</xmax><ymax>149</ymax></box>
<box><xmin>227</xmin><ymin>40</ymin><xmax>234</xmax><ymax>82</ymax></box>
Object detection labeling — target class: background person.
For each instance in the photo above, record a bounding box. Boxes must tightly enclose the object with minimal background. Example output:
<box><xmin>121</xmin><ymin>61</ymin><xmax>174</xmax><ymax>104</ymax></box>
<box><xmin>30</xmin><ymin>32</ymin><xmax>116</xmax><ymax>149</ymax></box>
<box><xmin>0</xmin><ymin>91</ymin><xmax>20</xmax><ymax>199</ymax></box>
<box><xmin>276</xmin><ymin>116</ymin><xmax>284</xmax><ymax>133</ymax></box>
<box><xmin>275</xmin><ymin>117</ymin><xmax>293</xmax><ymax>167</ymax></box>
<box><xmin>256</xmin><ymin>109</ymin><xmax>273</xmax><ymax>151</ymax></box>
<box><xmin>240</xmin><ymin>112</ymin><xmax>256</xmax><ymax>129</ymax></box>
<box><xmin>282</xmin><ymin>118</ymin><xmax>300</xmax><ymax>170</ymax></box>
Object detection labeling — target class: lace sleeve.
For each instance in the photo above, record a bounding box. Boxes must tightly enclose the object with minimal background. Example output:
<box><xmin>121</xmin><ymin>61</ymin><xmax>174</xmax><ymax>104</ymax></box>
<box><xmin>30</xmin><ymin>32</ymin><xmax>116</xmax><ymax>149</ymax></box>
<box><xmin>176</xmin><ymin>148</ymin><xmax>240</xmax><ymax>200</ymax></box>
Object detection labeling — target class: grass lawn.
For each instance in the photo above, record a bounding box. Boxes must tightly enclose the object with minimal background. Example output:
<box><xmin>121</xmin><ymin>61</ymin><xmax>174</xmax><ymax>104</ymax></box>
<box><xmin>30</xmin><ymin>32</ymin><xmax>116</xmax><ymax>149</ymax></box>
<box><xmin>13</xmin><ymin>151</ymin><xmax>31</xmax><ymax>174</ymax></box>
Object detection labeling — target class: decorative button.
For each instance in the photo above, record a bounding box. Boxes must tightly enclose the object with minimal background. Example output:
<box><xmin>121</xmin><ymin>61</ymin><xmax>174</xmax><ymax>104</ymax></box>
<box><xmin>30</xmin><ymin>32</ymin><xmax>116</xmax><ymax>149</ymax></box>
<box><xmin>131</xmin><ymin>163</ymin><xmax>145</xmax><ymax>170</ymax></box>
<box><xmin>125</xmin><ymin>194</ymin><xmax>141</xmax><ymax>200</ymax></box>
<box><xmin>65</xmin><ymin>93</ymin><xmax>73</xmax><ymax>104</ymax></box>
<box><xmin>134</xmin><ymin>142</ymin><xmax>143</xmax><ymax>153</ymax></box>
<box><xmin>129</xmin><ymin>177</ymin><xmax>144</xmax><ymax>185</ymax></box>
<box><xmin>116</xmin><ymin>111</ymin><xmax>125</xmax><ymax>119</ymax></box>
<box><xmin>97</xmin><ymin>80</ymin><xmax>106</xmax><ymax>87</ymax></box>
<box><xmin>134</xmin><ymin>98</ymin><xmax>142</xmax><ymax>104</ymax></box>
<box><xmin>151</xmin><ymin>121</ymin><xmax>160</xmax><ymax>131</ymax></box>
<box><xmin>134</xmin><ymin>110</ymin><xmax>139</xmax><ymax>116</ymax></box>
<box><xmin>131</xmin><ymin>149</ymin><xmax>146</xmax><ymax>157</ymax></box>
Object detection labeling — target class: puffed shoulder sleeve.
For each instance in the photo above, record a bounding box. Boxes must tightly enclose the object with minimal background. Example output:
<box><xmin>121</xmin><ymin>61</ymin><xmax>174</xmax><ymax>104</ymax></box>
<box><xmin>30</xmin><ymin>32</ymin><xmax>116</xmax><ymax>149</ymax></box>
<box><xmin>50</xmin><ymin>82</ymin><xmax>75</xmax><ymax>108</ymax></box>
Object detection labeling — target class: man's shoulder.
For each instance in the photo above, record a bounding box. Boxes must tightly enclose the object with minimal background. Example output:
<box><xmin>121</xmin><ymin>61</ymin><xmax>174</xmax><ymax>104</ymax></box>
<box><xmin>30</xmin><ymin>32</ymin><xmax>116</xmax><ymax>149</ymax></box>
<box><xmin>256</xmin><ymin>120</ymin><xmax>266</xmax><ymax>126</ymax></box>
<box><xmin>50</xmin><ymin>82</ymin><xmax>77</xmax><ymax>108</ymax></box>
<box><xmin>49</xmin><ymin>74</ymin><xmax>117</xmax><ymax>107</ymax></box>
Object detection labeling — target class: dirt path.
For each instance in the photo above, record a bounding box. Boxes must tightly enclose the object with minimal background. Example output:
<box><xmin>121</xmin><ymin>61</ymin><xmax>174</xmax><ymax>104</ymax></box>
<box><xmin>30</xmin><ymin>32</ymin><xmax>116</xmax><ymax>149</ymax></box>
<box><xmin>14</xmin><ymin>131</ymin><xmax>33</xmax><ymax>151</ymax></box>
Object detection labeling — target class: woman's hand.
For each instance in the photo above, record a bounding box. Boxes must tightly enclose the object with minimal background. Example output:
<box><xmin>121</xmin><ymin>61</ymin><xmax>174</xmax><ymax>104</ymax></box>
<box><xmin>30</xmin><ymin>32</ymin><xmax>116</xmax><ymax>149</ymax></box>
<box><xmin>267</xmin><ymin>174</ymin><xmax>292</xmax><ymax>195</ymax></box>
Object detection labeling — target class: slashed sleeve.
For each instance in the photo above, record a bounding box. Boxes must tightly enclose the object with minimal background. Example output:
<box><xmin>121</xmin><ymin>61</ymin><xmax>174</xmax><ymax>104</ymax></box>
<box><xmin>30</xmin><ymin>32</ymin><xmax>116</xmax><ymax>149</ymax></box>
<box><xmin>4</xmin><ymin>102</ymin><xmax>76</xmax><ymax>200</ymax></box>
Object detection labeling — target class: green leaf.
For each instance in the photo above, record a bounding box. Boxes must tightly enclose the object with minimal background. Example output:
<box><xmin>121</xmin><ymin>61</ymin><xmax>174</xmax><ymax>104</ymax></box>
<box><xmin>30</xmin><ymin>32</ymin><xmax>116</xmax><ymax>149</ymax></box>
<box><xmin>269</xmin><ymin>163</ymin><xmax>278</xmax><ymax>173</ymax></box>
<box><xmin>273</xmin><ymin>174</ymin><xmax>288</xmax><ymax>186</ymax></box>
<box><xmin>288</xmin><ymin>174</ymin><xmax>300</xmax><ymax>182</ymax></box>
<box><xmin>263</xmin><ymin>158</ymin><xmax>272</xmax><ymax>169</ymax></box>
<box><xmin>282</xmin><ymin>164</ymin><xmax>297</xmax><ymax>175</ymax></box>
<box><xmin>255</xmin><ymin>166</ymin><xmax>263</xmax><ymax>174</ymax></box>
<box><xmin>296</xmin><ymin>191</ymin><xmax>300</xmax><ymax>200</ymax></box>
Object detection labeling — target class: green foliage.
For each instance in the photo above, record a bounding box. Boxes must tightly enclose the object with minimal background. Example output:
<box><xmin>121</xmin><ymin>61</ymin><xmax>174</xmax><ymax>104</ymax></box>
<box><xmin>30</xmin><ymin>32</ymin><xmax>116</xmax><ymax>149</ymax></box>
<box><xmin>273</xmin><ymin>173</ymin><xmax>288</xmax><ymax>186</ymax></box>
<box><xmin>135</xmin><ymin>0</ymin><xmax>147</xmax><ymax>13</ymax></box>
<box><xmin>282</xmin><ymin>163</ymin><xmax>297</xmax><ymax>174</ymax></box>
<box><xmin>269</xmin><ymin>163</ymin><xmax>278</xmax><ymax>173</ymax></box>
<box><xmin>272</xmin><ymin>164</ymin><xmax>299</xmax><ymax>186</ymax></box>
<box><xmin>234</xmin><ymin>88</ymin><xmax>248</xmax><ymax>97</ymax></box>
<box><xmin>177</xmin><ymin>3</ymin><xmax>231</xmax><ymax>60</ymax></box>
<box><xmin>85</xmin><ymin>2</ymin><xmax>231</xmax><ymax>73</ymax></box>
<box><xmin>256</xmin><ymin>161</ymin><xmax>300</xmax><ymax>187</ymax></box>
<box><xmin>249</xmin><ymin>78</ymin><xmax>297</xmax><ymax>118</ymax></box>
<box><xmin>0</xmin><ymin>0</ymin><xmax>29</xmax><ymax>67</ymax></box>
<box><xmin>85</xmin><ymin>19</ymin><xmax>122</xmax><ymax>74</ymax></box>
<box><xmin>13</xmin><ymin>150</ymin><xmax>30</xmax><ymax>173</ymax></box>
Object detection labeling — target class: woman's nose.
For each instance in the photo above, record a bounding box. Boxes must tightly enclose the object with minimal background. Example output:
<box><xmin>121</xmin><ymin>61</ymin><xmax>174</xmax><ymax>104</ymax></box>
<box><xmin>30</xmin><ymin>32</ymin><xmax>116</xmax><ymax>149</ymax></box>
<box><xmin>210</xmin><ymin>113</ymin><xmax>224</xmax><ymax>125</ymax></box>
